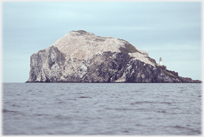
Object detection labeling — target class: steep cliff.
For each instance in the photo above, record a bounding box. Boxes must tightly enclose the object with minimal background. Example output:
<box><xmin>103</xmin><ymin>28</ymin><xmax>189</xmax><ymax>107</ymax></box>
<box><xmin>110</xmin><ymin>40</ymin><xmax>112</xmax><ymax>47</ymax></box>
<box><xmin>26</xmin><ymin>30</ymin><xmax>201</xmax><ymax>83</ymax></box>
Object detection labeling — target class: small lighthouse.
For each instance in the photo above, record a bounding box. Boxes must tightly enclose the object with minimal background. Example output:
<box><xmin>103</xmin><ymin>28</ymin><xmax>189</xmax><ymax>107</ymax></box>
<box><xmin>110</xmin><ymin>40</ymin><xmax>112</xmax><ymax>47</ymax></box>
<box><xmin>159</xmin><ymin>57</ymin><xmax>162</xmax><ymax>65</ymax></box>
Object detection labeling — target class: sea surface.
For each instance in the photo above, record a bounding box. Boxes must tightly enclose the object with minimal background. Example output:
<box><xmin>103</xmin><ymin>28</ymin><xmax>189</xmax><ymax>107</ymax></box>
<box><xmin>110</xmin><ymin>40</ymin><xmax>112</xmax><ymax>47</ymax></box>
<box><xmin>3</xmin><ymin>83</ymin><xmax>202</xmax><ymax>135</ymax></box>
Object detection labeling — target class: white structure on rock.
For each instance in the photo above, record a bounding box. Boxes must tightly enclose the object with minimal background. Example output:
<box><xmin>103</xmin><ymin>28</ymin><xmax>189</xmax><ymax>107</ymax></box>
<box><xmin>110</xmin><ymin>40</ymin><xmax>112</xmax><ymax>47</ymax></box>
<box><xmin>159</xmin><ymin>57</ymin><xmax>162</xmax><ymax>65</ymax></box>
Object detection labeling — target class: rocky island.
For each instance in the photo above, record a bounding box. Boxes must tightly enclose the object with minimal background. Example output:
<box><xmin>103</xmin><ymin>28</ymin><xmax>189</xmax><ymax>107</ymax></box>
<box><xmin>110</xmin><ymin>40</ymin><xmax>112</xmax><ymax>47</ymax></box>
<box><xmin>26</xmin><ymin>30</ymin><xmax>201</xmax><ymax>83</ymax></box>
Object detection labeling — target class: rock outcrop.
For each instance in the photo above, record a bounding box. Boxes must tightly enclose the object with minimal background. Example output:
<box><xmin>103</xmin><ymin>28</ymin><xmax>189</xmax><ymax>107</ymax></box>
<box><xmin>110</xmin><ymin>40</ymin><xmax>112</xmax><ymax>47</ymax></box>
<box><xmin>26</xmin><ymin>30</ymin><xmax>201</xmax><ymax>83</ymax></box>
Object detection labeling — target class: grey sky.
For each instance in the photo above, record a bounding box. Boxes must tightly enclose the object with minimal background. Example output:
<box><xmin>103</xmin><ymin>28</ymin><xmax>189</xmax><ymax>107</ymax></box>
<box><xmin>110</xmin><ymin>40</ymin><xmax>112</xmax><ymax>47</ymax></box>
<box><xmin>2</xmin><ymin>2</ymin><xmax>202</xmax><ymax>82</ymax></box>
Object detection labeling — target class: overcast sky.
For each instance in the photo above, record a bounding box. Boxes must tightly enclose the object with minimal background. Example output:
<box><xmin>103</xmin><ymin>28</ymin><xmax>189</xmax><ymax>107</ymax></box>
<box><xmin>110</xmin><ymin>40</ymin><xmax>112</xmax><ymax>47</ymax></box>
<box><xmin>2</xmin><ymin>1</ymin><xmax>202</xmax><ymax>82</ymax></box>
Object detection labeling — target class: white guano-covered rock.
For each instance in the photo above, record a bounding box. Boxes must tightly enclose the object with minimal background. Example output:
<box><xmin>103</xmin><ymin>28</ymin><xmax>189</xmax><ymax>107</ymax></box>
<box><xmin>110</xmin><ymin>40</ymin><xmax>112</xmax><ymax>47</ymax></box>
<box><xmin>52</xmin><ymin>30</ymin><xmax>154</xmax><ymax>67</ymax></box>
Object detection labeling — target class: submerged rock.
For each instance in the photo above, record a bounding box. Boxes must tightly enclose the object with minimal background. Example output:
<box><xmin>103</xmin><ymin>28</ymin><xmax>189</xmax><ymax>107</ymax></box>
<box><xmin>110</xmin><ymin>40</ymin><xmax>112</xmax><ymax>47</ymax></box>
<box><xmin>26</xmin><ymin>30</ymin><xmax>201</xmax><ymax>83</ymax></box>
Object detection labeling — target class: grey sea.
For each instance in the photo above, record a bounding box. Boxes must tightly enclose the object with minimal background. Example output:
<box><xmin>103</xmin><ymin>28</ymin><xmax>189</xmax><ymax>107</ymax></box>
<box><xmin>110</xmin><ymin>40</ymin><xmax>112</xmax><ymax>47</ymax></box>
<box><xmin>3</xmin><ymin>83</ymin><xmax>202</xmax><ymax>135</ymax></box>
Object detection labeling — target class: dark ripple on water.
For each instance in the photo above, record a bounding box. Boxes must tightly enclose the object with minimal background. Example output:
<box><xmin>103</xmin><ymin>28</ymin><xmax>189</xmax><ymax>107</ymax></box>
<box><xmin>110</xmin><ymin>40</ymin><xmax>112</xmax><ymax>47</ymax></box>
<box><xmin>2</xmin><ymin>83</ymin><xmax>202</xmax><ymax>135</ymax></box>
<box><xmin>130</xmin><ymin>101</ymin><xmax>172</xmax><ymax>105</ymax></box>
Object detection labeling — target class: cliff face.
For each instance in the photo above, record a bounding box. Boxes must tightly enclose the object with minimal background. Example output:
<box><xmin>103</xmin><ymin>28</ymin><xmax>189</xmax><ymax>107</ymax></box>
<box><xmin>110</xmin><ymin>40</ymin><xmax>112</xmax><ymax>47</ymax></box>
<box><xmin>26</xmin><ymin>30</ymin><xmax>201</xmax><ymax>83</ymax></box>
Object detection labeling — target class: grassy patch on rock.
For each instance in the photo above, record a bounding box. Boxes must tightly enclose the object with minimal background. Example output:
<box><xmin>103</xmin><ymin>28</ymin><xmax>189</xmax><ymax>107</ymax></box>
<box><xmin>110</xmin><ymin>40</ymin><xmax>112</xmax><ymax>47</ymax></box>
<box><xmin>147</xmin><ymin>57</ymin><xmax>157</xmax><ymax>65</ymax></box>
<box><xmin>119</xmin><ymin>43</ymin><xmax>138</xmax><ymax>54</ymax></box>
<box><xmin>158</xmin><ymin>65</ymin><xmax>177</xmax><ymax>78</ymax></box>
<box><xmin>164</xmin><ymin>70</ymin><xmax>176</xmax><ymax>78</ymax></box>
